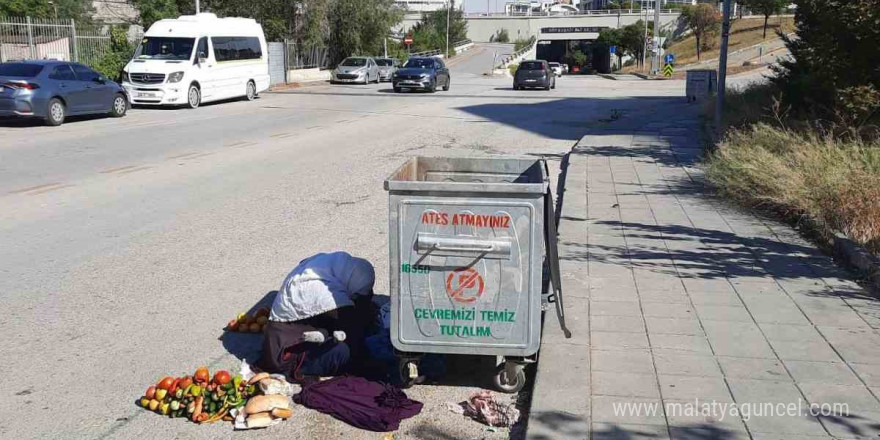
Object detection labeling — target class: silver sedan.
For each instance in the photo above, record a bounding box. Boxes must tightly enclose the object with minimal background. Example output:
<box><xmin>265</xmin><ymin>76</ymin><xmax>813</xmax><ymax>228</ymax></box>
<box><xmin>331</xmin><ymin>57</ymin><xmax>379</xmax><ymax>84</ymax></box>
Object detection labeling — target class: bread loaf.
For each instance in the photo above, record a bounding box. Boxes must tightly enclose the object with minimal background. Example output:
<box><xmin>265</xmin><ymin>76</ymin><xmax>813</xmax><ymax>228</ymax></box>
<box><xmin>245</xmin><ymin>394</ymin><xmax>290</xmax><ymax>415</ymax></box>
<box><xmin>271</xmin><ymin>408</ymin><xmax>293</xmax><ymax>419</ymax></box>
<box><xmin>246</xmin><ymin>412</ymin><xmax>273</xmax><ymax>428</ymax></box>
<box><xmin>248</xmin><ymin>372</ymin><xmax>270</xmax><ymax>385</ymax></box>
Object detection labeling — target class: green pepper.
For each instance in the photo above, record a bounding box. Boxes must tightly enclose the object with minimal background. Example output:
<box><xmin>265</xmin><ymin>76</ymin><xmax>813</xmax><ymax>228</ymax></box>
<box><xmin>233</xmin><ymin>375</ymin><xmax>242</xmax><ymax>391</ymax></box>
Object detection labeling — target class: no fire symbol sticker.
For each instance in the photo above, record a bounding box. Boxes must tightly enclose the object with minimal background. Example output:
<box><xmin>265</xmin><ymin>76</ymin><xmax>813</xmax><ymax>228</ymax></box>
<box><xmin>446</xmin><ymin>268</ymin><xmax>485</xmax><ymax>303</ymax></box>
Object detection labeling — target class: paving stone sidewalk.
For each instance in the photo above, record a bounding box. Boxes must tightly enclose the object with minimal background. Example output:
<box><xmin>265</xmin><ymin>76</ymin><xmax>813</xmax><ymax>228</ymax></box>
<box><xmin>528</xmin><ymin>105</ymin><xmax>880</xmax><ymax>439</ymax></box>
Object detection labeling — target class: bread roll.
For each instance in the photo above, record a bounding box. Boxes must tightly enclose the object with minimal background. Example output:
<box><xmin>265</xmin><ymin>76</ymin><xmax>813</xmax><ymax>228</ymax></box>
<box><xmin>245</xmin><ymin>394</ymin><xmax>290</xmax><ymax>415</ymax></box>
<box><xmin>246</xmin><ymin>412</ymin><xmax>273</xmax><ymax>428</ymax></box>
<box><xmin>248</xmin><ymin>372</ymin><xmax>270</xmax><ymax>385</ymax></box>
<box><xmin>271</xmin><ymin>408</ymin><xmax>293</xmax><ymax>419</ymax></box>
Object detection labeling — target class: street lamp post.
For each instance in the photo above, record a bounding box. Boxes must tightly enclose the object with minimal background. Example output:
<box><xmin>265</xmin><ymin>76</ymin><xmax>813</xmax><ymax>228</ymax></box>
<box><xmin>715</xmin><ymin>0</ymin><xmax>733</xmax><ymax>134</ymax></box>
<box><xmin>48</xmin><ymin>1</ymin><xmax>58</xmax><ymax>20</ymax></box>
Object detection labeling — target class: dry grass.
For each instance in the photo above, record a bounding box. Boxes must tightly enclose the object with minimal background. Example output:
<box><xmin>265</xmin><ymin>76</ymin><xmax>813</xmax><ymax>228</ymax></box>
<box><xmin>705</xmin><ymin>124</ymin><xmax>880</xmax><ymax>253</ymax></box>
<box><xmin>668</xmin><ymin>16</ymin><xmax>795</xmax><ymax>66</ymax></box>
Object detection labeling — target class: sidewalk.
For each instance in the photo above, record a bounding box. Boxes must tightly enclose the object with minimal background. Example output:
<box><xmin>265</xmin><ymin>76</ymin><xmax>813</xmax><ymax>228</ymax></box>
<box><xmin>528</xmin><ymin>105</ymin><xmax>880</xmax><ymax>439</ymax></box>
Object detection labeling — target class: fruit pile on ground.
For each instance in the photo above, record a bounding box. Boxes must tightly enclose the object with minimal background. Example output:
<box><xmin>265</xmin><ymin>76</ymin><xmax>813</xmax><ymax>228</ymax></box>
<box><xmin>138</xmin><ymin>366</ymin><xmax>253</xmax><ymax>423</ymax></box>
<box><xmin>226</xmin><ymin>308</ymin><xmax>270</xmax><ymax>333</ymax></box>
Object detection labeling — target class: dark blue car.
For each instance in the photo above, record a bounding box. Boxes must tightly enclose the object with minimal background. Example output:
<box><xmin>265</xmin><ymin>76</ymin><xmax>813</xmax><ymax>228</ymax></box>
<box><xmin>0</xmin><ymin>60</ymin><xmax>128</xmax><ymax>126</ymax></box>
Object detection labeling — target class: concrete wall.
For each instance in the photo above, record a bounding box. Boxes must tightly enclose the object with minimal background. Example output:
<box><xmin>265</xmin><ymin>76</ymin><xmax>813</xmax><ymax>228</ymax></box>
<box><xmin>465</xmin><ymin>12</ymin><xmax>680</xmax><ymax>42</ymax></box>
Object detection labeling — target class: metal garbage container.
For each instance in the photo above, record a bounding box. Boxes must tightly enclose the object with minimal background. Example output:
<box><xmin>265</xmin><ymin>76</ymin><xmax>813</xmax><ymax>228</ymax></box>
<box><xmin>384</xmin><ymin>156</ymin><xmax>558</xmax><ymax>393</ymax></box>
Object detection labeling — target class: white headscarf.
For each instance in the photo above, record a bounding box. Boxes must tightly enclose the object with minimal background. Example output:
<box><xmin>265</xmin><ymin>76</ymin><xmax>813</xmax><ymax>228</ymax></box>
<box><xmin>269</xmin><ymin>251</ymin><xmax>375</xmax><ymax>322</ymax></box>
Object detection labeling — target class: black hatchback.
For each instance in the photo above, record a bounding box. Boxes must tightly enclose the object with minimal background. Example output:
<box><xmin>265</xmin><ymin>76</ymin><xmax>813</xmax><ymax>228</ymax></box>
<box><xmin>513</xmin><ymin>60</ymin><xmax>556</xmax><ymax>91</ymax></box>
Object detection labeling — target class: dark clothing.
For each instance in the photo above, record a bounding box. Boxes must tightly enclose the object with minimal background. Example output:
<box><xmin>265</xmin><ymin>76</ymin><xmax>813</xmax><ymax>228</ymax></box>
<box><xmin>258</xmin><ymin>301</ymin><xmax>373</xmax><ymax>381</ymax></box>
<box><xmin>293</xmin><ymin>376</ymin><xmax>423</xmax><ymax>432</ymax></box>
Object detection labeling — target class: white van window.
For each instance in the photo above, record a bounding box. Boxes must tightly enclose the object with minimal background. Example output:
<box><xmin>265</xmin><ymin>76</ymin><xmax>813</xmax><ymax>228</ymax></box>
<box><xmin>196</xmin><ymin>37</ymin><xmax>209</xmax><ymax>60</ymax></box>
<box><xmin>211</xmin><ymin>37</ymin><xmax>262</xmax><ymax>62</ymax></box>
<box><xmin>136</xmin><ymin>37</ymin><xmax>195</xmax><ymax>60</ymax></box>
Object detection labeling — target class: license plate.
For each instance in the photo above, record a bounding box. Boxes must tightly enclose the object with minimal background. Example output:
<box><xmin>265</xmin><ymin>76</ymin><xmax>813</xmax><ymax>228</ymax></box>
<box><xmin>136</xmin><ymin>92</ymin><xmax>157</xmax><ymax>98</ymax></box>
<box><xmin>401</xmin><ymin>81</ymin><xmax>420</xmax><ymax>86</ymax></box>
<box><xmin>526</xmin><ymin>79</ymin><xmax>536</xmax><ymax>82</ymax></box>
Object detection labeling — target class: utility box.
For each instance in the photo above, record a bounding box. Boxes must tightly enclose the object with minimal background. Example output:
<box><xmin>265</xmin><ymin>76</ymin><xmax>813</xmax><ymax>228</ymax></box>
<box><xmin>384</xmin><ymin>157</ymin><xmax>548</xmax><ymax>360</ymax></box>
<box><xmin>686</xmin><ymin>69</ymin><xmax>717</xmax><ymax>102</ymax></box>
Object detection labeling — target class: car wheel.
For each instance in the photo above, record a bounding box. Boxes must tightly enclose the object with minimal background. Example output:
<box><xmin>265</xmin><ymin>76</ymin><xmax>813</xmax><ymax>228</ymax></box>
<box><xmin>551</xmin><ymin>80</ymin><xmax>556</xmax><ymax>90</ymax></box>
<box><xmin>186</xmin><ymin>84</ymin><xmax>201</xmax><ymax>109</ymax></box>
<box><xmin>45</xmin><ymin>98</ymin><xmax>65</xmax><ymax>126</ymax></box>
<box><xmin>245</xmin><ymin>80</ymin><xmax>257</xmax><ymax>101</ymax></box>
<box><xmin>110</xmin><ymin>93</ymin><xmax>128</xmax><ymax>117</ymax></box>
<box><xmin>427</xmin><ymin>81</ymin><xmax>436</xmax><ymax>93</ymax></box>
<box><xmin>393</xmin><ymin>87</ymin><xmax>401</xmax><ymax>93</ymax></box>
<box><xmin>443</xmin><ymin>79</ymin><xmax>450</xmax><ymax>91</ymax></box>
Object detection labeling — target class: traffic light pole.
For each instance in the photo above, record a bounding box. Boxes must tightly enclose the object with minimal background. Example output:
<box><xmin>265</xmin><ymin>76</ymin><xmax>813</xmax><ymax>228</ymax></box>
<box><xmin>715</xmin><ymin>0</ymin><xmax>732</xmax><ymax>134</ymax></box>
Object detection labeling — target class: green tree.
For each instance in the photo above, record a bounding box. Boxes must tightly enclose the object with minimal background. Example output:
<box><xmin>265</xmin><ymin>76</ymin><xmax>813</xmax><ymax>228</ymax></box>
<box><xmin>775</xmin><ymin>0</ymin><xmax>880</xmax><ymax>128</ymax></box>
<box><xmin>130</xmin><ymin>0</ymin><xmax>179</xmax><ymax>29</ymax></box>
<box><xmin>1</xmin><ymin>0</ymin><xmax>93</xmax><ymax>21</ymax></box>
<box><xmin>408</xmin><ymin>7</ymin><xmax>467</xmax><ymax>53</ymax></box>
<box><xmin>740</xmin><ymin>0</ymin><xmax>787</xmax><ymax>38</ymax></box>
<box><xmin>679</xmin><ymin>4</ymin><xmax>720</xmax><ymax>61</ymax></box>
<box><xmin>327</xmin><ymin>0</ymin><xmax>402</xmax><ymax>63</ymax></box>
<box><xmin>92</xmin><ymin>26</ymin><xmax>134</xmax><ymax>81</ymax></box>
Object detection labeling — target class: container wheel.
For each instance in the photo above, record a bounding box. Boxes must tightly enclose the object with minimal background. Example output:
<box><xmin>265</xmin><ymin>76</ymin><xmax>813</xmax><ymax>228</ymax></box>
<box><xmin>493</xmin><ymin>363</ymin><xmax>526</xmax><ymax>394</ymax></box>
<box><xmin>398</xmin><ymin>360</ymin><xmax>421</xmax><ymax>389</ymax></box>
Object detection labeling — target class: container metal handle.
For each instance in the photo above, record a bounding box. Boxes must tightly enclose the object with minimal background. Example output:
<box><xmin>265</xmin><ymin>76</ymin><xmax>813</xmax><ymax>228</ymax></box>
<box><xmin>416</xmin><ymin>233</ymin><xmax>512</xmax><ymax>258</ymax></box>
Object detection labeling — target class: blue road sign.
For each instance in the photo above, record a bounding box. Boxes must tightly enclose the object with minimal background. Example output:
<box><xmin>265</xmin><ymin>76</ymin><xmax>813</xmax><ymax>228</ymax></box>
<box><xmin>665</xmin><ymin>53</ymin><xmax>675</xmax><ymax>65</ymax></box>
<box><xmin>609</xmin><ymin>46</ymin><xmax>617</xmax><ymax>54</ymax></box>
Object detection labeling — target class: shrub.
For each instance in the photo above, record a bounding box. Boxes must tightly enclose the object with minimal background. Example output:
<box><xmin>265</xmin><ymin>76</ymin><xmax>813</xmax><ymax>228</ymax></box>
<box><xmin>705</xmin><ymin>124</ymin><xmax>880</xmax><ymax>253</ymax></box>
<box><xmin>508</xmin><ymin>63</ymin><xmax>518</xmax><ymax>76</ymax></box>
<box><xmin>92</xmin><ymin>27</ymin><xmax>134</xmax><ymax>82</ymax></box>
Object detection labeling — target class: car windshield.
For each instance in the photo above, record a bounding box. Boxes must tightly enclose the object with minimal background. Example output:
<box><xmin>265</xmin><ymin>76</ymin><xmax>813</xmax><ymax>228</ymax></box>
<box><xmin>549</xmin><ymin>63</ymin><xmax>560</xmax><ymax>67</ymax></box>
<box><xmin>375</xmin><ymin>59</ymin><xmax>393</xmax><ymax>66</ymax></box>
<box><xmin>135</xmin><ymin>37</ymin><xmax>196</xmax><ymax>60</ymax></box>
<box><xmin>519</xmin><ymin>61</ymin><xmax>544</xmax><ymax>70</ymax></box>
<box><xmin>403</xmin><ymin>58</ymin><xmax>433</xmax><ymax>69</ymax></box>
<box><xmin>0</xmin><ymin>63</ymin><xmax>44</xmax><ymax>77</ymax></box>
<box><xmin>341</xmin><ymin>58</ymin><xmax>367</xmax><ymax>67</ymax></box>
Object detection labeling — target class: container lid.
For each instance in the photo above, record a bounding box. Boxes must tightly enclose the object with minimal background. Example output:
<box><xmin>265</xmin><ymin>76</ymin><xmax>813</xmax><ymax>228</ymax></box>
<box><xmin>384</xmin><ymin>156</ymin><xmax>549</xmax><ymax>194</ymax></box>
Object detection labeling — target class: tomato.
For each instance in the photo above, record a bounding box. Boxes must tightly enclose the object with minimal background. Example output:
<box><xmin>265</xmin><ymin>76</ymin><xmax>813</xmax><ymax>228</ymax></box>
<box><xmin>212</xmin><ymin>370</ymin><xmax>231</xmax><ymax>386</ymax></box>
<box><xmin>145</xmin><ymin>386</ymin><xmax>156</xmax><ymax>399</ymax></box>
<box><xmin>194</xmin><ymin>367</ymin><xmax>210</xmax><ymax>384</ymax></box>
<box><xmin>168</xmin><ymin>378</ymin><xmax>181</xmax><ymax>395</ymax></box>
<box><xmin>157</xmin><ymin>376</ymin><xmax>175</xmax><ymax>390</ymax></box>
<box><xmin>178</xmin><ymin>376</ymin><xmax>193</xmax><ymax>390</ymax></box>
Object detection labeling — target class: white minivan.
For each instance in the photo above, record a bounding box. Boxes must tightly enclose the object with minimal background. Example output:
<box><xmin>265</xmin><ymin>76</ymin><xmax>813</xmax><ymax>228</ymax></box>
<box><xmin>122</xmin><ymin>13</ymin><xmax>270</xmax><ymax>108</ymax></box>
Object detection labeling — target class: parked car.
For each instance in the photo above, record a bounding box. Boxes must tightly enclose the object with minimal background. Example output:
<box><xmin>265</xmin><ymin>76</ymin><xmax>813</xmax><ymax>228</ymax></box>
<box><xmin>392</xmin><ymin>57</ymin><xmax>450</xmax><ymax>93</ymax></box>
<box><xmin>375</xmin><ymin>58</ymin><xmax>400</xmax><ymax>82</ymax></box>
<box><xmin>0</xmin><ymin>60</ymin><xmax>128</xmax><ymax>126</ymax></box>
<box><xmin>549</xmin><ymin>62</ymin><xmax>563</xmax><ymax>77</ymax></box>
<box><xmin>513</xmin><ymin>60</ymin><xmax>555</xmax><ymax>90</ymax></box>
<box><xmin>331</xmin><ymin>57</ymin><xmax>379</xmax><ymax>84</ymax></box>
<box><xmin>122</xmin><ymin>13</ymin><xmax>270</xmax><ymax>109</ymax></box>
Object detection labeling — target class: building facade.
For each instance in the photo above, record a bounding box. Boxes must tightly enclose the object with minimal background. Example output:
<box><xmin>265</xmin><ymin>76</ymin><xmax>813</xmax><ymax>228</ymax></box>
<box><xmin>395</xmin><ymin>0</ymin><xmax>461</xmax><ymax>13</ymax></box>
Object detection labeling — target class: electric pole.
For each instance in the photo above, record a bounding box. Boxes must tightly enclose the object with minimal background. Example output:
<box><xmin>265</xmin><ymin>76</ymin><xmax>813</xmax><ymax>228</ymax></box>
<box><xmin>652</xmin><ymin>0</ymin><xmax>660</xmax><ymax>74</ymax></box>
<box><xmin>715</xmin><ymin>0</ymin><xmax>732</xmax><ymax>134</ymax></box>
<box><xmin>195</xmin><ymin>0</ymin><xmax>200</xmax><ymax>14</ymax></box>
<box><xmin>446</xmin><ymin>0</ymin><xmax>451</xmax><ymax>58</ymax></box>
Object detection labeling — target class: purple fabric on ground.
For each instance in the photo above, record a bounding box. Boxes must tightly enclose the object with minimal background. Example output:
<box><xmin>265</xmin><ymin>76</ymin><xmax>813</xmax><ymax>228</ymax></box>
<box><xmin>293</xmin><ymin>376</ymin><xmax>423</xmax><ymax>432</ymax></box>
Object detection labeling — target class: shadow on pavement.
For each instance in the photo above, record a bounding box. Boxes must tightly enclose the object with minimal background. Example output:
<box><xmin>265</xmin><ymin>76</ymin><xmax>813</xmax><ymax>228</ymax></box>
<box><xmin>219</xmin><ymin>290</ymin><xmax>276</xmax><ymax>364</ymax></box>
<box><xmin>456</xmin><ymin>97</ymin><xmax>682</xmax><ymax>141</ymax></box>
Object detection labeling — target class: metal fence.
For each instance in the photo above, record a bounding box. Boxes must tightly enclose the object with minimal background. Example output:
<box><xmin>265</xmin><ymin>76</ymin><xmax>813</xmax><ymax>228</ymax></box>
<box><xmin>0</xmin><ymin>17</ymin><xmax>139</xmax><ymax>68</ymax></box>
<box><xmin>285</xmin><ymin>41</ymin><xmax>330</xmax><ymax>70</ymax></box>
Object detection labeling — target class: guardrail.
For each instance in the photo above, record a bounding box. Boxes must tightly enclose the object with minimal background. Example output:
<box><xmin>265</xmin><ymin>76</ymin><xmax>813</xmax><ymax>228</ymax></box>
<box><xmin>410</xmin><ymin>49</ymin><xmax>442</xmax><ymax>57</ymax></box>
<box><xmin>496</xmin><ymin>36</ymin><xmax>537</xmax><ymax>69</ymax></box>
<box><xmin>465</xmin><ymin>9</ymin><xmax>678</xmax><ymax>18</ymax></box>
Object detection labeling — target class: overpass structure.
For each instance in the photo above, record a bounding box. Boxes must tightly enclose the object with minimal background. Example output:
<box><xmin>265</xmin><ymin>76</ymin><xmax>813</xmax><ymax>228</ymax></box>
<box><xmin>399</xmin><ymin>10</ymin><xmax>681</xmax><ymax>43</ymax></box>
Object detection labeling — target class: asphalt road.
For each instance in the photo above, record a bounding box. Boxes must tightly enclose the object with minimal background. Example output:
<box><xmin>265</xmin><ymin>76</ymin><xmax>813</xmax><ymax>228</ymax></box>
<box><xmin>0</xmin><ymin>48</ymin><xmax>685</xmax><ymax>439</ymax></box>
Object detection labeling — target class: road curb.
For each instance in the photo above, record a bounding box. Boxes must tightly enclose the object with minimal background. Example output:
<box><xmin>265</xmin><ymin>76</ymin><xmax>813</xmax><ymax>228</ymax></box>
<box><xmin>526</xmin><ymin>140</ymin><xmax>591</xmax><ymax>439</ymax></box>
